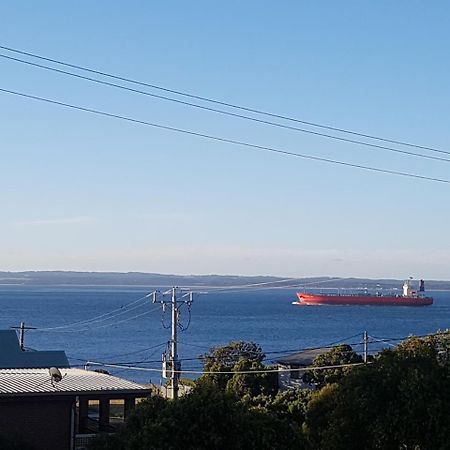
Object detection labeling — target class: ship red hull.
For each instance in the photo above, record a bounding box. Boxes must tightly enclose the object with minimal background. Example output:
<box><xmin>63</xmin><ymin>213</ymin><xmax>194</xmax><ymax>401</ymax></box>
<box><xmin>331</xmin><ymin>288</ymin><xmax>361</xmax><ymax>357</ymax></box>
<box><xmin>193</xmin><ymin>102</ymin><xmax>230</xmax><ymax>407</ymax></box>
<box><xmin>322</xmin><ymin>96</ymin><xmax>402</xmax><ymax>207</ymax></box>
<box><xmin>295</xmin><ymin>293</ymin><xmax>433</xmax><ymax>307</ymax></box>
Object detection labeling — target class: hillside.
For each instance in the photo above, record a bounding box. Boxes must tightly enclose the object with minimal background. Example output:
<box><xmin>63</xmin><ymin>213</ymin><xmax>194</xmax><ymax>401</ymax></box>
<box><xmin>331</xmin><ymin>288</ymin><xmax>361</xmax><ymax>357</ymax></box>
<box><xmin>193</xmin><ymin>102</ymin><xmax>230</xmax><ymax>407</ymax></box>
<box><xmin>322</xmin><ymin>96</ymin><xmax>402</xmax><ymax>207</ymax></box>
<box><xmin>0</xmin><ymin>271</ymin><xmax>449</xmax><ymax>290</ymax></box>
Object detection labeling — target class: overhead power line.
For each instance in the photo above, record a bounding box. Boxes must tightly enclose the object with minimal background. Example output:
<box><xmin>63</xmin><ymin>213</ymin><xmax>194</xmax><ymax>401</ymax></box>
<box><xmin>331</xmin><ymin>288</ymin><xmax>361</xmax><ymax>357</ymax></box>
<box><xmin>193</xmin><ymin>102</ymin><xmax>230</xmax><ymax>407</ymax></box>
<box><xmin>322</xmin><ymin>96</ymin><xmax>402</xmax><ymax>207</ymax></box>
<box><xmin>38</xmin><ymin>305</ymin><xmax>162</xmax><ymax>333</ymax></box>
<box><xmin>1</xmin><ymin>87</ymin><xmax>449</xmax><ymax>185</ymax></box>
<box><xmin>205</xmin><ymin>277</ymin><xmax>341</xmax><ymax>291</ymax></box>
<box><xmin>177</xmin><ymin>332</ymin><xmax>365</xmax><ymax>355</ymax></box>
<box><xmin>64</xmin><ymin>345</ymin><xmax>364</xmax><ymax>367</ymax></box>
<box><xmin>85</xmin><ymin>360</ymin><xmax>368</xmax><ymax>375</ymax></box>
<box><xmin>37</xmin><ymin>292</ymin><xmax>153</xmax><ymax>330</ymax></box>
<box><xmin>93</xmin><ymin>329</ymin><xmax>443</xmax><ymax>368</ymax></box>
<box><xmin>73</xmin><ymin>329</ymin><xmax>448</xmax><ymax>371</ymax></box>
<box><xmin>369</xmin><ymin>329</ymin><xmax>450</xmax><ymax>343</ymax></box>
<box><xmin>204</xmin><ymin>277</ymin><xmax>348</xmax><ymax>294</ymax></box>
<box><xmin>68</xmin><ymin>336</ymin><xmax>366</xmax><ymax>367</ymax></box>
<box><xmin>1</xmin><ymin>52</ymin><xmax>449</xmax><ymax>163</ymax></box>
<box><xmin>0</xmin><ymin>43</ymin><xmax>447</xmax><ymax>156</ymax></box>
<box><xmin>68</xmin><ymin>342</ymin><xmax>167</xmax><ymax>362</ymax></box>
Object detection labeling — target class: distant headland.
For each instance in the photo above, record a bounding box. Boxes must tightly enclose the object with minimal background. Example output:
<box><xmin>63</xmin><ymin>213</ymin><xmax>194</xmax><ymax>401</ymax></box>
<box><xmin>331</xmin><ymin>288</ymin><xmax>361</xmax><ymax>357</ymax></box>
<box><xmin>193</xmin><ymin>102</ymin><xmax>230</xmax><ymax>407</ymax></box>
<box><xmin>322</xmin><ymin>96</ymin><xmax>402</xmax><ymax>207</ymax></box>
<box><xmin>0</xmin><ymin>271</ymin><xmax>449</xmax><ymax>290</ymax></box>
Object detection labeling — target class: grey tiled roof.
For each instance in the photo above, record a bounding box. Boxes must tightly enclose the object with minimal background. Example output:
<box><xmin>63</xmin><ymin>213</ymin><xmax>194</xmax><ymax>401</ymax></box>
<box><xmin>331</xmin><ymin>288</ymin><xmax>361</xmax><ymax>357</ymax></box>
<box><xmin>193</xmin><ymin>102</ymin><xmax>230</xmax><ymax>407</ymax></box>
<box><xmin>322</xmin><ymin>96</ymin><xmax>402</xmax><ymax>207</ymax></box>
<box><xmin>275</xmin><ymin>348</ymin><xmax>329</xmax><ymax>367</ymax></box>
<box><xmin>0</xmin><ymin>368</ymin><xmax>150</xmax><ymax>397</ymax></box>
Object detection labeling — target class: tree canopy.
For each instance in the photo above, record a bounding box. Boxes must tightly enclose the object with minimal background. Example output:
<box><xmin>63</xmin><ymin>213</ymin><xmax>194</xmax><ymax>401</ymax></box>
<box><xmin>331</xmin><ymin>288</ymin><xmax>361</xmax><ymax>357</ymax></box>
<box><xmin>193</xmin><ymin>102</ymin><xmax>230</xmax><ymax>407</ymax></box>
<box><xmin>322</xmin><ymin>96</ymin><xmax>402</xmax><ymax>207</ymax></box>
<box><xmin>302</xmin><ymin>344</ymin><xmax>363</xmax><ymax>388</ymax></box>
<box><xmin>197</xmin><ymin>341</ymin><xmax>277</xmax><ymax>395</ymax></box>
<box><xmin>90</xmin><ymin>334</ymin><xmax>450</xmax><ymax>450</ymax></box>
<box><xmin>304</xmin><ymin>336</ymin><xmax>450</xmax><ymax>450</ymax></box>
<box><xmin>90</xmin><ymin>384</ymin><xmax>304</xmax><ymax>450</ymax></box>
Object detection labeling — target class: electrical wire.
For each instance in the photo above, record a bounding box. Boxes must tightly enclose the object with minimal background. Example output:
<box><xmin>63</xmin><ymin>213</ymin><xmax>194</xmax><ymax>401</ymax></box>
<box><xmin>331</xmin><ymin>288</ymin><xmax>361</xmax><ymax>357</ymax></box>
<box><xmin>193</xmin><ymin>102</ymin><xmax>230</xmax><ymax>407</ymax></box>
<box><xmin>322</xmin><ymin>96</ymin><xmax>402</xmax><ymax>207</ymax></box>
<box><xmin>175</xmin><ymin>336</ymin><xmax>365</xmax><ymax>364</ymax></box>
<box><xmin>1</xmin><ymin>87</ymin><xmax>448</xmax><ymax>184</ymax></box>
<box><xmin>177</xmin><ymin>341</ymin><xmax>210</xmax><ymax>350</ymax></box>
<box><xmin>1</xmin><ymin>53</ymin><xmax>449</xmax><ymax>163</ymax></box>
<box><xmin>107</xmin><ymin>344</ymin><xmax>167</xmax><ymax>377</ymax></box>
<box><xmin>44</xmin><ymin>295</ymin><xmax>151</xmax><ymax>329</ymax></box>
<box><xmin>67</xmin><ymin>341</ymin><xmax>167</xmax><ymax>362</ymax></box>
<box><xmin>64</xmin><ymin>336</ymin><xmax>366</xmax><ymax>368</ymax></box>
<box><xmin>37</xmin><ymin>292</ymin><xmax>153</xmax><ymax>330</ymax></box>
<box><xmin>84</xmin><ymin>329</ymin><xmax>450</xmax><ymax>374</ymax></box>
<box><xmin>368</xmin><ymin>336</ymin><xmax>398</xmax><ymax>348</ymax></box>
<box><xmin>39</xmin><ymin>305</ymin><xmax>162</xmax><ymax>333</ymax></box>
<box><xmin>201</xmin><ymin>277</ymin><xmax>336</xmax><ymax>292</ymax></box>
<box><xmin>204</xmin><ymin>277</ymin><xmax>348</xmax><ymax>295</ymax></box>
<box><xmin>84</xmin><ymin>360</ymin><xmax>368</xmax><ymax>375</ymax></box>
<box><xmin>70</xmin><ymin>344</ymin><xmax>168</xmax><ymax>370</ymax></box>
<box><xmin>161</xmin><ymin>313</ymin><xmax>171</xmax><ymax>330</ymax></box>
<box><xmin>1</xmin><ymin>44</ymin><xmax>447</xmax><ymax>156</ymax></box>
<box><xmin>166</xmin><ymin>346</ymin><xmax>364</xmax><ymax>365</ymax></box>
<box><xmin>177</xmin><ymin>302</ymin><xmax>192</xmax><ymax>332</ymax></box>
<box><xmin>263</xmin><ymin>330</ymin><xmax>450</xmax><ymax>358</ymax></box>
<box><xmin>71</xmin><ymin>330</ymin><xmax>448</xmax><ymax>372</ymax></box>
<box><xmin>368</xmin><ymin>329</ymin><xmax>450</xmax><ymax>344</ymax></box>
<box><xmin>325</xmin><ymin>333</ymin><xmax>365</xmax><ymax>347</ymax></box>
<box><xmin>73</xmin><ymin>330</ymin><xmax>449</xmax><ymax>367</ymax></box>
<box><xmin>179</xmin><ymin>277</ymin><xmax>299</xmax><ymax>292</ymax></box>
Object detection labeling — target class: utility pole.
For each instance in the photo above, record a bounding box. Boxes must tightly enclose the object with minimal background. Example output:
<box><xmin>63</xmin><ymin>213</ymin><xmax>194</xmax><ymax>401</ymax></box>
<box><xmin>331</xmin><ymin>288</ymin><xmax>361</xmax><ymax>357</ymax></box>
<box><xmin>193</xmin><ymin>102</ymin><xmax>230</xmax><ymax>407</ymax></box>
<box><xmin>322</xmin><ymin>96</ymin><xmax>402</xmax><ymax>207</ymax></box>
<box><xmin>170</xmin><ymin>287</ymin><xmax>179</xmax><ymax>400</ymax></box>
<box><xmin>153</xmin><ymin>288</ymin><xmax>194</xmax><ymax>400</ymax></box>
<box><xmin>363</xmin><ymin>330</ymin><xmax>368</xmax><ymax>363</ymax></box>
<box><xmin>10</xmin><ymin>322</ymin><xmax>36</xmax><ymax>350</ymax></box>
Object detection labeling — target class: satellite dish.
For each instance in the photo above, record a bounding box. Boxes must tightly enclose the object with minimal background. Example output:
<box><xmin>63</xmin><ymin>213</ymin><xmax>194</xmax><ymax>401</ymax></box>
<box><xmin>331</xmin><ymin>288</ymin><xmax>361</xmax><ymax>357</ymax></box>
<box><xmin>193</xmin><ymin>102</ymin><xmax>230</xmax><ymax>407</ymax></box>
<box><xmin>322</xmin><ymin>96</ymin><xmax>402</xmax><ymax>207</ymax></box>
<box><xmin>49</xmin><ymin>367</ymin><xmax>63</xmax><ymax>383</ymax></box>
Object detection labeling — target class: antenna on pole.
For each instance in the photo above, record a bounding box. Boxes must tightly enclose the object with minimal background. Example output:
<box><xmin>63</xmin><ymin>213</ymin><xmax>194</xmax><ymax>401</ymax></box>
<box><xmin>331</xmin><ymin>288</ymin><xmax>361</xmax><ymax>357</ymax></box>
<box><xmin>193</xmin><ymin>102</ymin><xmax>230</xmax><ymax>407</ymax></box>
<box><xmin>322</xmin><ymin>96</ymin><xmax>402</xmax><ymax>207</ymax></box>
<box><xmin>153</xmin><ymin>287</ymin><xmax>194</xmax><ymax>400</ymax></box>
<box><xmin>10</xmin><ymin>322</ymin><xmax>37</xmax><ymax>350</ymax></box>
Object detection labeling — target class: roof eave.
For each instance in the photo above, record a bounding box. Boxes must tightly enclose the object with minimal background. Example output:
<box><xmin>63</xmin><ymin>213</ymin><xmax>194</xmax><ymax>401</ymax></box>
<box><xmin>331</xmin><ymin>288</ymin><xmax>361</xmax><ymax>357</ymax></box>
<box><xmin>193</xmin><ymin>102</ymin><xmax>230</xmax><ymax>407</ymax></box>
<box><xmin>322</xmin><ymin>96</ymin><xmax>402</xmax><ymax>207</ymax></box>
<box><xmin>0</xmin><ymin>388</ymin><xmax>151</xmax><ymax>398</ymax></box>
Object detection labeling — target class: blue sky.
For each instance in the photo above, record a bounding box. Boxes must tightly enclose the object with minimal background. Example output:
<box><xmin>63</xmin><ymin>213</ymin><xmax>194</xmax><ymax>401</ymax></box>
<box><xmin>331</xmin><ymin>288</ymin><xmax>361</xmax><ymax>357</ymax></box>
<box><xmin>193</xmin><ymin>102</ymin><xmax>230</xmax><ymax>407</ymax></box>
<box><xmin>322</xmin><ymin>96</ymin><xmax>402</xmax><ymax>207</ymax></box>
<box><xmin>1</xmin><ymin>1</ymin><xmax>449</xmax><ymax>278</ymax></box>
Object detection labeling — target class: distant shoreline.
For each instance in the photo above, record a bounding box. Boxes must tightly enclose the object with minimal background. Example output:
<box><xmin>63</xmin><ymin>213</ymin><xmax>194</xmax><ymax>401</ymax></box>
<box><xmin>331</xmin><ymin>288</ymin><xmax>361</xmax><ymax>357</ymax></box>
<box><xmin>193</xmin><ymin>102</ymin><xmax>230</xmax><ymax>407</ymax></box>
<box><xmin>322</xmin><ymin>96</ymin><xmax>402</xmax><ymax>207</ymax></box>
<box><xmin>1</xmin><ymin>285</ymin><xmax>450</xmax><ymax>292</ymax></box>
<box><xmin>1</xmin><ymin>271</ymin><xmax>450</xmax><ymax>290</ymax></box>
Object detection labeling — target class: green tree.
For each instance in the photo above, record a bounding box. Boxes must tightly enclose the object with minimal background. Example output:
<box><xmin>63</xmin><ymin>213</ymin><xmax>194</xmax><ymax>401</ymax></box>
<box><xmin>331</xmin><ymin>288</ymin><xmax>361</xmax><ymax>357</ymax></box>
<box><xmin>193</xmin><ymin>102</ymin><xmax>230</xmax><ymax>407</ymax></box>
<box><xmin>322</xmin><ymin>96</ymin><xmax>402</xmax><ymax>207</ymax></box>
<box><xmin>202</xmin><ymin>341</ymin><xmax>265</xmax><ymax>369</ymax></box>
<box><xmin>428</xmin><ymin>330</ymin><xmax>450</xmax><ymax>365</ymax></box>
<box><xmin>303</xmin><ymin>344</ymin><xmax>363</xmax><ymax>387</ymax></box>
<box><xmin>248</xmin><ymin>389</ymin><xmax>313</xmax><ymax>428</ymax></box>
<box><xmin>225</xmin><ymin>359</ymin><xmax>278</xmax><ymax>397</ymax></box>
<box><xmin>197</xmin><ymin>341</ymin><xmax>270</xmax><ymax>393</ymax></box>
<box><xmin>89</xmin><ymin>384</ymin><xmax>304</xmax><ymax>450</ymax></box>
<box><xmin>304</xmin><ymin>336</ymin><xmax>450</xmax><ymax>450</ymax></box>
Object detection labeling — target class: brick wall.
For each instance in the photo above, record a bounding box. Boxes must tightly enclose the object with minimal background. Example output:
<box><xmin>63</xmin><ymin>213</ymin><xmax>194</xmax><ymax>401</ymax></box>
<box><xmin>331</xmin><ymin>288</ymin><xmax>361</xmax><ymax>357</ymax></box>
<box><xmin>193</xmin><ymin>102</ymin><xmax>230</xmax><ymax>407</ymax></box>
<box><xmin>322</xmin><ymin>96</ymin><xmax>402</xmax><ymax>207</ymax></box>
<box><xmin>0</xmin><ymin>396</ymin><xmax>74</xmax><ymax>450</ymax></box>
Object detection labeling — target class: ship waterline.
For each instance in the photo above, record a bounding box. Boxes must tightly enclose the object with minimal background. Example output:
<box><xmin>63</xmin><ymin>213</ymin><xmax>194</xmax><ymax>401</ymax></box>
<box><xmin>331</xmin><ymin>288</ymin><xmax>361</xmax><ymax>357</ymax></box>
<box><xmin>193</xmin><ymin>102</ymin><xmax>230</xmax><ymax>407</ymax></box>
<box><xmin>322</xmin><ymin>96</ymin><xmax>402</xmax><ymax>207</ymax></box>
<box><xmin>294</xmin><ymin>279</ymin><xmax>433</xmax><ymax>307</ymax></box>
<box><xmin>295</xmin><ymin>293</ymin><xmax>433</xmax><ymax>307</ymax></box>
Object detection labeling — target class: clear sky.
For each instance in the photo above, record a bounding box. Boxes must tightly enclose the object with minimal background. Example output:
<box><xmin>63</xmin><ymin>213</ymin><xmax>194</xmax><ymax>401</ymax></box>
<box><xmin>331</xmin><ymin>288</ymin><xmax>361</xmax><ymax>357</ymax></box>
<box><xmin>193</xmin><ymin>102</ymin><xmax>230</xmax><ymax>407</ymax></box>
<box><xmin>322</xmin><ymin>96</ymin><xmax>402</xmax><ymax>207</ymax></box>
<box><xmin>1</xmin><ymin>1</ymin><xmax>450</xmax><ymax>279</ymax></box>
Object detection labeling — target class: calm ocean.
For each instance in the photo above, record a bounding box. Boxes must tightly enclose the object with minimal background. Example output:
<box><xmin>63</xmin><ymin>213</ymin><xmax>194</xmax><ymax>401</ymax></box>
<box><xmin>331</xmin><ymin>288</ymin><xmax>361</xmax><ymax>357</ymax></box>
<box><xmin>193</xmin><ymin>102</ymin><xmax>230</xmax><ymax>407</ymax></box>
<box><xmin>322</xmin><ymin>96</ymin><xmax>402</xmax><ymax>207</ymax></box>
<box><xmin>0</xmin><ymin>286</ymin><xmax>449</xmax><ymax>383</ymax></box>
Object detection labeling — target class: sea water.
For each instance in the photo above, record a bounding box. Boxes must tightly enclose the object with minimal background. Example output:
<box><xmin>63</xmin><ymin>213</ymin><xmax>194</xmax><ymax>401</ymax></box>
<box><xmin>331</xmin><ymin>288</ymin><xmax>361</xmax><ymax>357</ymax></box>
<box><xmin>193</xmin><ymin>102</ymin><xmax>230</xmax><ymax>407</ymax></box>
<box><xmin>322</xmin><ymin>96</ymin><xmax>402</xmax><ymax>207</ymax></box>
<box><xmin>0</xmin><ymin>286</ymin><xmax>448</xmax><ymax>383</ymax></box>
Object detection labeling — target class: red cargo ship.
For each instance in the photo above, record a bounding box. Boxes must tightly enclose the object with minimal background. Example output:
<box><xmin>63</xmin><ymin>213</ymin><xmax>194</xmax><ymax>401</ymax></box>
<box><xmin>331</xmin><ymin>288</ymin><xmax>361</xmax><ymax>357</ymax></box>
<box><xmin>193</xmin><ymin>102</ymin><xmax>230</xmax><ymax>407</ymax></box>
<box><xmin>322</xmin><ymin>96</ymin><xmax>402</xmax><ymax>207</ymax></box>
<box><xmin>294</xmin><ymin>279</ymin><xmax>433</xmax><ymax>307</ymax></box>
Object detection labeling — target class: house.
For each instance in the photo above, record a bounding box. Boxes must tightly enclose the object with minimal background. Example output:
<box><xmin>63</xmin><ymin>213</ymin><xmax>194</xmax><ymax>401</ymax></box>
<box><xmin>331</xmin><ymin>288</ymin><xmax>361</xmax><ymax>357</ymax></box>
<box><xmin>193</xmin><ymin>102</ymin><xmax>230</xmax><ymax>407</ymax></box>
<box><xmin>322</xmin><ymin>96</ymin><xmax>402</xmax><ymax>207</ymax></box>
<box><xmin>275</xmin><ymin>348</ymin><xmax>330</xmax><ymax>390</ymax></box>
<box><xmin>0</xmin><ymin>367</ymin><xmax>151</xmax><ymax>450</ymax></box>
